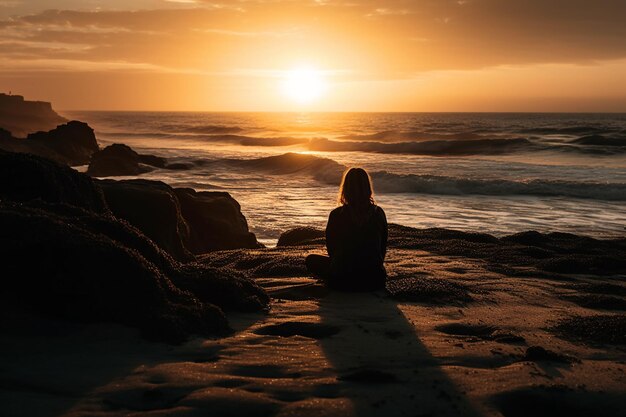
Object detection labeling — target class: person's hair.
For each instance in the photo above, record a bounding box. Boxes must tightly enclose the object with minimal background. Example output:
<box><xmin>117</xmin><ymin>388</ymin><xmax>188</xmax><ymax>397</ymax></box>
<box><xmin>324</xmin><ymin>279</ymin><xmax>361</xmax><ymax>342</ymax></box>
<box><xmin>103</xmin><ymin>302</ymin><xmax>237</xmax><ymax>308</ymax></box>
<box><xmin>338</xmin><ymin>167</ymin><xmax>375</xmax><ymax>207</ymax></box>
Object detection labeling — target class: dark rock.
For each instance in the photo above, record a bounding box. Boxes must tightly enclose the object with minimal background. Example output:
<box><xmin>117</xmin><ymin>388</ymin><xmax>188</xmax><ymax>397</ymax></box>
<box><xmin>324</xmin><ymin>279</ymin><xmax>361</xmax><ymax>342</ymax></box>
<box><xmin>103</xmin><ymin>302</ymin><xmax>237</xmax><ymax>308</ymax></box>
<box><xmin>26</xmin><ymin>201</ymin><xmax>267</xmax><ymax>315</ymax></box>
<box><xmin>0</xmin><ymin>122</ymin><xmax>99</xmax><ymax>166</ymax></box>
<box><xmin>0</xmin><ymin>200</ymin><xmax>227</xmax><ymax>343</ymax></box>
<box><xmin>0</xmin><ymin>127</ymin><xmax>11</xmax><ymax>140</ymax></box>
<box><xmin>138</xmin><ymin>154</ymin><xmax>167</xmax><ymax>168</ymax></box>
<box><xmin>0</xmin><ymin>150</ymin><xmax>270</xmax><ymax>342</ymax></box>
<box><xmin>26</xmin><ymin>121</ymin><xmax>99</xmax><ymax>165</ymax></box>
<box><xmin>0</xmin><ymin>93</ymin><xmax>67</xmax><ymax>137</ymax></box>
<box><xmin>200</xmin><ymin>249</ymin><xmax>308</xmax><ymax>278</ymax></box>
<box><xmin>98</xmin><ymin>179</ymin><xmax>194</xmax><ymax>261</ymax></box>
<box><xmin>266</xmin><ymin>223</ymin><xmax>626</xmax><ymax>277</ymax></box>
<box><xmin>0</xmin><ymin>150</ymin><xmax>108</xmax><ymax>213</ymax></box>
<box><xmin>98</xmin><ymin>180</ymin><xmax>261</xmax><ymax>260</ymax></box>
<box><xmin>388</xmin><ymin>224</ymin><xmax>499</xmax><ymax>248</ymax></box>
<box><xmin>87</xmin><ymin>143</ymin><xmax>166</xmax><ymax>177</ymax></box>
<box><xmin>171</xmin><ymin>264</ymin><xmax>269</xmax><ymax>313</ymax></box>
<box><xmin>388</xmin><ymin>225</ymin><xmax>626</xmax><ymax>276</ymax></box>
<box><xmin>251</xmin><ymin>253</ymin><xmax>307</xmax><ymax>277</ymax></box>
<box><xmin>175</xmin><ymin>188</ymin><xmax>260</xmax><ymax>252</ymax></box>
<box><xmin>501</xmin><ymin>230</ymin><xmax>552</xmax><ymax>246</ymax></box>
<box><xmin>277</xmin><ymin>227</ymin><xmax>326</xmax><ymax>247</ymax></box>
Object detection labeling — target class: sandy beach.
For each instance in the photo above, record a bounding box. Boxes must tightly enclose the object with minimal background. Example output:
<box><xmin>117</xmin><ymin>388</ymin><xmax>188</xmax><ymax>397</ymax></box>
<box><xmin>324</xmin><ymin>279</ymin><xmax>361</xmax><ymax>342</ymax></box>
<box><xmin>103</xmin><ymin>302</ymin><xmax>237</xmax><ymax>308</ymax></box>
<box><xmin>2</xmin><ymin>231</ymin><xmax>625</xmax><ymax>417</ymax></box>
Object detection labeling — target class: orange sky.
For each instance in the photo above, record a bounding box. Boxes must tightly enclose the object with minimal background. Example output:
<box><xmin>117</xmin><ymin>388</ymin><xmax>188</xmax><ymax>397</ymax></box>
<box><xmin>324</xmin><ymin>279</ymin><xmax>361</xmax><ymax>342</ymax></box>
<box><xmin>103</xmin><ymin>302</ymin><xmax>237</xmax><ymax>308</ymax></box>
<box><xmin>1</xmin><ymin>0</ymin><xmax>625</xmax><ymax>111</ymax></box>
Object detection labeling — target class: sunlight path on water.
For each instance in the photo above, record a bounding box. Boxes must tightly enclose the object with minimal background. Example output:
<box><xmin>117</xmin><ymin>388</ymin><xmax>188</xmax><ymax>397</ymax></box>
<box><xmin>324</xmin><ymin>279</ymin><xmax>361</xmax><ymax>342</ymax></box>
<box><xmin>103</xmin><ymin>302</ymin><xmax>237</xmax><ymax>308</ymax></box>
<box><xmin>68</xmin><ymin>111</ymin><xmax>626</xmax><ymax>245</ymax></box>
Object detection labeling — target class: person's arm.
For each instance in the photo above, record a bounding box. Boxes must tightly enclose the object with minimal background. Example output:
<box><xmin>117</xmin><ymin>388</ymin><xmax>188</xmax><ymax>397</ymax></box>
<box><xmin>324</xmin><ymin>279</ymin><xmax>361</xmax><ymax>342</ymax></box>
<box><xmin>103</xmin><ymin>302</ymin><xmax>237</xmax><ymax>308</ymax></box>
<box><xmin>379</xmin><ymin>207</ymin><xmax>388</xmax><ymax>260</ymax></box>
<box><xmin>326</xmin><ymin>209</ymin><xmax>338</xmax><ymax>258</ymax></box>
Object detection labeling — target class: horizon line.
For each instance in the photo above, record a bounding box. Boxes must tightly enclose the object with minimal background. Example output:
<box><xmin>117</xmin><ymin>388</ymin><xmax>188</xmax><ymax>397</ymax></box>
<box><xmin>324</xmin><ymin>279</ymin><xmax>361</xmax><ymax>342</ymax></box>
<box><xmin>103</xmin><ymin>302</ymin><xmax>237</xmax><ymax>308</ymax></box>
<box><xmin>61</xmin><ymin>109</ymin><xmax>626</xmax><ymax>115</ymax></box>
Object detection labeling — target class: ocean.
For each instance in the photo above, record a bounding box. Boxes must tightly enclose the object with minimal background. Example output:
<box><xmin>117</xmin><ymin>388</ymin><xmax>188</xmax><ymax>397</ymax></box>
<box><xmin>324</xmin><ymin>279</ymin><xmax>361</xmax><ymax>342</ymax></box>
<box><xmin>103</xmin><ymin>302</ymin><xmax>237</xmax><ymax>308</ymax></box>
<box><xmin>65</xmin><ymin>111</ymin><xmax>626</xmax><ymax>246</ymax></box>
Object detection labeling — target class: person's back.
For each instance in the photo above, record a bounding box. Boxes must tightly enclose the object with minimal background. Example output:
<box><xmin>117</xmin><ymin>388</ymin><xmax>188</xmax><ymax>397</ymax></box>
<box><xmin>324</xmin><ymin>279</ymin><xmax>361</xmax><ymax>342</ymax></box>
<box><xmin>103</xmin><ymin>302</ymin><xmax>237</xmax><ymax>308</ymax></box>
<box><xmin>306</xmin><ymin>167</ymin><xmax>388</xmax><ymax>291</ymax></box>
<box><xmin>326</xmin><ymin>204</ymin><xmax>387</xmax><ymax>290</ymax></box>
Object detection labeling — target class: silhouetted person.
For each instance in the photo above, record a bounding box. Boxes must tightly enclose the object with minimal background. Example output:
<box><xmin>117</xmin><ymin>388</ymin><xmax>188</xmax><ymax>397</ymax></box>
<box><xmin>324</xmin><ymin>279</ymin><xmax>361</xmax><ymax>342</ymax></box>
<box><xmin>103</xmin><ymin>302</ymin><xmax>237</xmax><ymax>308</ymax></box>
<box><xmin>306</xmin><ymin>167</ymin><xmax>387</xmax><ymax>291</ymax></box>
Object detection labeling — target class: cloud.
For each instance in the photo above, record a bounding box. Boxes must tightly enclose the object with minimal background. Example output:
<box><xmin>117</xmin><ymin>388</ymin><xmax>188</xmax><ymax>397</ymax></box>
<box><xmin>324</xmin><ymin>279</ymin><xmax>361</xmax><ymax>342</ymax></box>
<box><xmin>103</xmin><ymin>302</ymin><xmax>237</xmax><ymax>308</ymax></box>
<box><xmin>0</xmin><ymin>0</ymin><xmax>624</xmax><ymax>79</ymax></box>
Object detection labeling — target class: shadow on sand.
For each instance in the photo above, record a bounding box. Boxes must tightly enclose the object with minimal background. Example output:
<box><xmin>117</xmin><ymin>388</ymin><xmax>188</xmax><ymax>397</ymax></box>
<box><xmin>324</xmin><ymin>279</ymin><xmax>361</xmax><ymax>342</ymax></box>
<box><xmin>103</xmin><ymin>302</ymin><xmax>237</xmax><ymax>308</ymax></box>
<box><xmin>316</xmin><ymin>290</ymin><xmax>485</xmax><ymax>416</ymax></box>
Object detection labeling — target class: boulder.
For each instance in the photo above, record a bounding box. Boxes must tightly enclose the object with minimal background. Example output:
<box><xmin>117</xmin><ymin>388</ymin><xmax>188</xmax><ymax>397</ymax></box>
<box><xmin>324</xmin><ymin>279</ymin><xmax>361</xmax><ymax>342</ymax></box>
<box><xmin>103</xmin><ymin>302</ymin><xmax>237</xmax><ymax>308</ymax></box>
<box><xmin>175</xmin><ymin>188</ymin><xmax>261</xmax><ymax>252</ymax></box>
<box><xmin>26</xmin><ymin>121</ymin><xmax>99</xmax><ymax>165</ymax></box>
<box><xmin>98</xmin><ymin>179</ymin><xmax>194</xmax><ymax>262</ymax></box>
<box><xmin>87</xmin><ymin>143</ymin><xmax>166</xmax><ymax>177</ymax></box>
<box><xmin>0</xmin><ymin>200</ymin><xmax>228</xmax><ymax>343</ymax></box>
<box><xmin>277</xmin><ymin>227</ymin><xmax>325</xmax><ymax>247</ymax></box>
<box><xmin>0</xmin><ymin>127</ymin><xmax>11</xmax><ymax>140</ymax></box>
<box><xmin>98</xmin><ymin>179</ymin><xmax>261</xmax><ymax>259</ymax></box>
<box><xmin>0</xmin><ymin>150</ymin><xmax>108</xmax><ymax>213</ymax></box>
<box><xmin>0</xmin><ymin>128</ymin><xmax>56</xmax><ymax>162</ymax></box>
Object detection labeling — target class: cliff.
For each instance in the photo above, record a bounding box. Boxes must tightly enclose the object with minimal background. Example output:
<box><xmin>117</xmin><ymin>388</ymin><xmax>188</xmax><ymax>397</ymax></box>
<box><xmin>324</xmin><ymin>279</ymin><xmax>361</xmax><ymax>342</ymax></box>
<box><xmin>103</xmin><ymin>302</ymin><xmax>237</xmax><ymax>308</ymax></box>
<box><xmin>0</xmin><ymin>93</ymin><xmax>67</xmax><ymax>137</ymax></box>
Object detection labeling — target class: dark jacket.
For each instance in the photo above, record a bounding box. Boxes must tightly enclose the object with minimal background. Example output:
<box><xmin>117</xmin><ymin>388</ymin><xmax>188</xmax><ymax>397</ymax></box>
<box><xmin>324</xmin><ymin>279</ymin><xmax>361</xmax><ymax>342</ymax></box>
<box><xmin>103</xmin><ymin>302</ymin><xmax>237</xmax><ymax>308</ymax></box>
<box><xmin>325</xmin><ymin>204</ymin><xmax>388</xmax><ymax>290</ymax></box>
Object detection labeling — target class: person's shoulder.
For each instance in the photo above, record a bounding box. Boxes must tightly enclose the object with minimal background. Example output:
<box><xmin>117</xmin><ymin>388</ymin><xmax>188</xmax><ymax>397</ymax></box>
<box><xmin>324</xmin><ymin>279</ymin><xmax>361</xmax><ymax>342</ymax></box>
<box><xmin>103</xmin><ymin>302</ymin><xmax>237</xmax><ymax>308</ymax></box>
<box><xmin>329</xmin><ymin>205</ymin><xmax>345</xmax><ymax>220</ymax></box>
<box><xmin>330</xmin><ymin>206</ymin><xmax>343</xmax><ymax>215</ymax></box>
<box><xmin>373</xmin><ymin>205</ymin><xmax>387</xmax><ymax>222</ymax></box>
<box><xmin>373</xmin><ymin>204</ymin><xmax>386</xmax><ymax>216</ymax></box>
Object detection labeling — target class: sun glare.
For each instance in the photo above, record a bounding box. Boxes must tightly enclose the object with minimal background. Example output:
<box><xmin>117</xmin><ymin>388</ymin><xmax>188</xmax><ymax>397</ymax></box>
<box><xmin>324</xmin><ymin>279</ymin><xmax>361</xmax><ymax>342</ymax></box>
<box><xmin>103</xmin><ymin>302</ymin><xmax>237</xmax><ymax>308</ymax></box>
<box><xmin>281</xmin><ymin>67</ymin><xmax>327</xmax><ymax>105</ymax></box>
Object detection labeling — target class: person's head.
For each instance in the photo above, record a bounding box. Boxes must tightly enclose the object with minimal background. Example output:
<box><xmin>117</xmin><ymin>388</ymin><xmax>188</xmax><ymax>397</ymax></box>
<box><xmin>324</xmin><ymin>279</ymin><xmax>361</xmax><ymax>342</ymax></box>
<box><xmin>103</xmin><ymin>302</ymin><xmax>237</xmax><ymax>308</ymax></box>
<box><xmin>338</xmin><ymin>167</ymin><xmax>375</xmax><ymax>207</ymax></box>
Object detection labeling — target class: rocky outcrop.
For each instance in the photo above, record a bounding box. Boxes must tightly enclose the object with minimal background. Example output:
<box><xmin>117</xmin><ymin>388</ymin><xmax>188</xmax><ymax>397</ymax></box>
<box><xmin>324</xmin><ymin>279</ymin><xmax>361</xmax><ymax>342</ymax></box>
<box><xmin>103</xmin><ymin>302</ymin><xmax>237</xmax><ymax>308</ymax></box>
<box><xmin>98</xmin><ymin>179</ymin><xmax>194</xmax><ymax>261</ymax></box>
<box><xmin>175</xmin><ymin>188</ymin><xmax>260</xmax><ymax>252</ymax></box>
<box><xmin>0</xmin><ymin>150</ymin><xmax>269</xmax><ymax>342</ymax></box>
<box><xmin>0</xmin><ymin>127</ymin><xmax>11</xmax><ymax>140</ymax></box>
<box><xmin>87</xmin><ymin>143</ymin><xmax>166</xmax><ymax>177</ymax></box>
<box><xmin>0</xmin><ymin>200</ymin><xmax>228</xmax><ymax>343</ymax></box>
<box><xmin>98</xmin><ymin>179</ymin><xmax>262</xmax><ymax>261</ymax></box>
<box><xmin>0</xmin><ymin>93</ymin><xmax>67</xmax><ymax>137</ymax></box>
<box><xmin>277</xmin><ymin>227</ymin><xmax>325</xmax><ymax>247</ymax></box>
<box><xmin>27</xmin><ymin>121</ymin><xmax>99</xmax><ymax>165</ymax></box>
<box><xmin>0</xmin><ymin>121</ymin><xmax>100</xmax><ymax>166</ymax></box>
<box><xmin>0</xmin><ymin>150</ymin><xmax>108</xmax><ymax>213</ymax></box>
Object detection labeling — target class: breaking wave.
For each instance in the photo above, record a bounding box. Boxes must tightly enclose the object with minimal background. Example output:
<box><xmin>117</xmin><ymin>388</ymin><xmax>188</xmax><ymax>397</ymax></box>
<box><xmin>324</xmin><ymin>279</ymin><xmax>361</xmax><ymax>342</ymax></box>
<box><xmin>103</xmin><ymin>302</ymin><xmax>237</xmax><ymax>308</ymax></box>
<box><xmin>214</xmin><ymin>153</ymin><xmax>626</xmax><ymax>201</ymax></box>
<box><xmin>371</xmin><ymin>171</ymin><xmax>626</xmax><ymax>201</ymax></box>
<box><xmin>309</xmin><ymin>137</ymin><xmax>535</xmax><ymax>156</ymax></box>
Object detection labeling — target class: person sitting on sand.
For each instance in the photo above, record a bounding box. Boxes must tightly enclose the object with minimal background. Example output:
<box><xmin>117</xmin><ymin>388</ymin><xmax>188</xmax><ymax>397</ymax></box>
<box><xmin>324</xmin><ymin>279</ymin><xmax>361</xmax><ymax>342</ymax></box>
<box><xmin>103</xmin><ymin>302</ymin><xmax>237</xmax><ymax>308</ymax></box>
<box><xmin>306</xmin><ymin>167</ymin><xmax>388</xmax><ymax>291</ymax></box>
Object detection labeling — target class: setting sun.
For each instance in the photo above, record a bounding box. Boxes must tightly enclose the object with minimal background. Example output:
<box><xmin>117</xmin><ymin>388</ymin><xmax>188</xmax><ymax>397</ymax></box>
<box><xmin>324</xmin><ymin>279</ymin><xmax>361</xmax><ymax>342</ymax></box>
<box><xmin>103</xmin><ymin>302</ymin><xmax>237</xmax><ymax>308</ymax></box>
<box><xmin>281</xmin><ymin>67</ymin><xmax>328</xmax><ymax>105</ymax></box>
